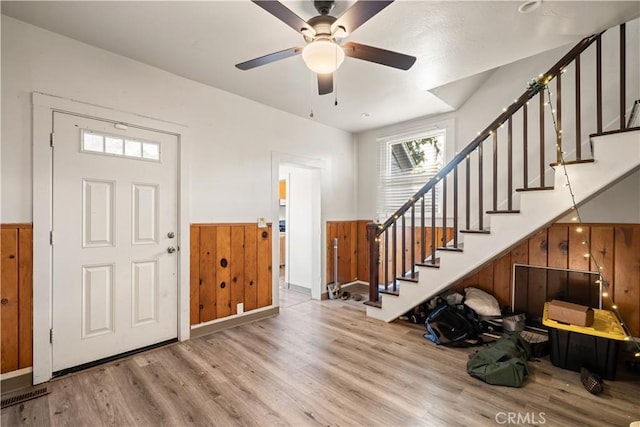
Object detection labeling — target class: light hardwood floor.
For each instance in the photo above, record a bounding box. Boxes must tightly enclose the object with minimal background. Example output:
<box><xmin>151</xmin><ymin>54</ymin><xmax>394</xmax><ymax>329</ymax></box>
<box><xmin>3</xmin><ymin>296</ymin><xmax>640</xmax><ymax>427</ymax></box>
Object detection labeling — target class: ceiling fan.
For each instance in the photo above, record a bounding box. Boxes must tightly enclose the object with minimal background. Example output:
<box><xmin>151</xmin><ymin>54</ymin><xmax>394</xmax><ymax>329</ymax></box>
<box><xmin>235</xmin><ymin>0</ymin><xmax>416</xmax><ymax>95</ymax></box>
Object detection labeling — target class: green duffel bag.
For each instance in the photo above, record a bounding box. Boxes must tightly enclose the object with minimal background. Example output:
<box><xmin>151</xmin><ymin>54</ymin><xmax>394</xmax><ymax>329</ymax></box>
<box><xmin>466</xmin><ymin>333</ymin><xmax>532</xmax><ymax>387</ymax></box>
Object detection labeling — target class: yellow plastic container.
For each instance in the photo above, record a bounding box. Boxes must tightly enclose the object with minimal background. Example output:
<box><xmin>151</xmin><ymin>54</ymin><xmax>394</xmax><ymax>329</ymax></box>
<box><xmin>542</xmin><ymin>302</ymin><xmax>627</xmax><ymax>340</ymax></box>
<box><xmin>543</xmin><ymin>302</ymin><xmax>626</xmax><ymax>379</ymax></box>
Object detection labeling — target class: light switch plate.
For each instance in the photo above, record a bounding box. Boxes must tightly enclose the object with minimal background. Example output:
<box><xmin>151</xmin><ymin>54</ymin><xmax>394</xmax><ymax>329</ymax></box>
<box><xmin>258</xmin><ymin>217</ymin><xmax>267</xmax><ymax>228</ymax></box>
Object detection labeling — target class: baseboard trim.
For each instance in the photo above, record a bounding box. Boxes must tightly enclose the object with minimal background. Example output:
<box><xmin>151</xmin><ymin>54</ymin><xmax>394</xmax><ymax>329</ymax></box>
<box><xmin>283</xmin><ymin>282</ymin><xmax>312</xmax><ymax>295</ymax></box>
<box><xmin>1</xmin><ymin>368</ymin><xmax>33</xmax><ymax>393</ymax></box>
<box><xmin>190</xmin><ymin>306</ymin><xmax>279</xmax><ymax>339</ymax></box>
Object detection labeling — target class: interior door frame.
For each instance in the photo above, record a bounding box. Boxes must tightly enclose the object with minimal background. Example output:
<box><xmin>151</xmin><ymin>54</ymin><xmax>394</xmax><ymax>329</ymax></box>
<box><xmin>271</xmin><ymin>152</ymin><xmax>324</xmax><ymax>301</ymax></box>
<box><xmin>32</xmin><ymin>92</ymin><xmax>190</xmax><ymax>384</ymax></box>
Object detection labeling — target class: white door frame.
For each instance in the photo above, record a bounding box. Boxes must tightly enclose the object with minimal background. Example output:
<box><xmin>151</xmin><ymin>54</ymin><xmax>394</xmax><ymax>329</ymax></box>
<box><xmin>271</xmin><ymin>152</ymin><xmax>324</xmax><ymax>301</ymax></box>
<box><xmin>32</xmin><ymin>92</ymin><xmax>190</xmax><ymax>384</ymax></box>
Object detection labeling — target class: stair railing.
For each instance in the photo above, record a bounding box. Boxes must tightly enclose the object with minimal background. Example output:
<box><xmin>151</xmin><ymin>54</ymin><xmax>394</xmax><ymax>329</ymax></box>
<box><xmin>367</xmin><ymin>23</ymin><xmax>636</xmax><ymax>305</ymax></box>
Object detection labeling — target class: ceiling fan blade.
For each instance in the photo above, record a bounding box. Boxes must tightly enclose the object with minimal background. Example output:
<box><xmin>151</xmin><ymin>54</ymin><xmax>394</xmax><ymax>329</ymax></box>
<box><xmin>331</xmin><ymin>1</ymin><xmax>394</xmax><ymax>35</ymax></box>
<box><xmin>343</xmin><ymin>42</ymin><xmax>416</xmax><ymax>70</ymax></box>
<box><xmin>252</xmin><ymin>0</ymin><xmax>314</xmax><ymax>36</ymax></box>
<box><xmin>236</xmin><ymin>47</ymin><xmax>303</xmax><ymax>70</ymax></box>
<box><xmin>317</xmin><ymin>73</ymin><xmax>333</xmax><ymax>95</ymax></box>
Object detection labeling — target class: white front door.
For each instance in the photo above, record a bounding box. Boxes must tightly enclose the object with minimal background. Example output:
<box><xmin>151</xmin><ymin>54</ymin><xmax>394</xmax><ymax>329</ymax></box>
<box><xmin>52</xmin><ymin>112</ymin><xmax>178</xmax><ymax>372</ymax></box>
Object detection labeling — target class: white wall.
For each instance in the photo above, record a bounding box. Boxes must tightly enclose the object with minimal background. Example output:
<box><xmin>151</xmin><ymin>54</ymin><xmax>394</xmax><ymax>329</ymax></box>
<box><xmin>0</xmin><ymin>16</ymin><xmax>356</xmax><ymax>226</ymax></box>
<box><xmin>558</xmin><ymin>170</ymin><xmax>640</xmax><ymax>223</ymax></box>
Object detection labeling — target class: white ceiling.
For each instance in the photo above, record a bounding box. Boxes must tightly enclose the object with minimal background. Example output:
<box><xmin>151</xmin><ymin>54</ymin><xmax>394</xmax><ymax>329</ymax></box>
<box><xmin>2</xmin><ymin>1</ymin><xmax>638</xmax><ymax>133</ymax></box>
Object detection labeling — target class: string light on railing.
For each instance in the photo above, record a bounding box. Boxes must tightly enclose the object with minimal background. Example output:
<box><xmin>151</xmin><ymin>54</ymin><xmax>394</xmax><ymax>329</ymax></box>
<box><xmin>534</xmin><ymin>78</ymin><xmax>640</xmax><ymax>358</ymax></box>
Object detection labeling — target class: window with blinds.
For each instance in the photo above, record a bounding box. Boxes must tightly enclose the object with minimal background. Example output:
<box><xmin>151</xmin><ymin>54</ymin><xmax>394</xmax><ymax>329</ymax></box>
<box><xmin>377</xmin><ymin>131</ymin><xmax>445</xmax><ymax>221</ymax></box>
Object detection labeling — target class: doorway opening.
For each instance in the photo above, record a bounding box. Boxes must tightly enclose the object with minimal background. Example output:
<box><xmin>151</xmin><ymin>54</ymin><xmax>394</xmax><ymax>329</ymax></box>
<box><xmin>273</xmin><ymin>156</ymin><xmax>323</xmax><ymax>304</ymax></box>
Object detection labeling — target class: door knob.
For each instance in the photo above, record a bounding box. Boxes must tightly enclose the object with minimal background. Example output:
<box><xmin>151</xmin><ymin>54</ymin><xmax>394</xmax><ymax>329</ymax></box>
<box><xmin>167</xmin><ymin>246</ymin><xmax>176</xmax><ymax>254</ymax></box>
<box><xmin>167</xmin><ymin>232</ymin><xmax>175</xmax><ymax>238</ymax></box>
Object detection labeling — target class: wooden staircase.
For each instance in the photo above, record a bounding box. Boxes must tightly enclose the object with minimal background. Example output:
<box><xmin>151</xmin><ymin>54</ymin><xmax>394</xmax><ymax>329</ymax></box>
<box><xmin>366</xmin><ymin>130</ymin><xmax>640</xmax><ymax>321</ymax></box>
<box><xmin>365</xmin><ymin>21</ymin><xmax>640</xmax><ymax>321</ymax></box>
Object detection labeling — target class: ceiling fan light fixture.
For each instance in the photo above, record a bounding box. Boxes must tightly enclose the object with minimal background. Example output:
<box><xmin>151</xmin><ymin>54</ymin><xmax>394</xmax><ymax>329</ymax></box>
<box><xmin>302</xmin><ymin>39</ymin><xmax>345</xmax><ymax>74</ymax></box>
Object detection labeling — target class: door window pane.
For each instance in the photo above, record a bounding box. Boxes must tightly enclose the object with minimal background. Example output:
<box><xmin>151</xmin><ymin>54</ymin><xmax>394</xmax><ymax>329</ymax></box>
<box><xmin>142</xmin><ymin>142</ymin><xmax>160</xmax><ymax>160</ymax></box>
<box><xmin>125</xmin><ymin>140</ymin><xmax>142</xmax><ymax>158</ymax></box>
<box><xmin>83</xmin><ymin>132</ymin><xmax>104</xmax><ymax>152</ymax></box>
<box><xmin>105</xmin><ymin>137</ymin><xmax>124</xmax><ymax>155</ymax></box>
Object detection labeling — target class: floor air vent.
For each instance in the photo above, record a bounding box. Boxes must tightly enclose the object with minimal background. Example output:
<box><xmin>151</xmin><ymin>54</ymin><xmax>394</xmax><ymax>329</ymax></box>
<box><xmin>1</xmin><ymin>386</ymin><xmax>49</xmax><ymax>409</ymax></box>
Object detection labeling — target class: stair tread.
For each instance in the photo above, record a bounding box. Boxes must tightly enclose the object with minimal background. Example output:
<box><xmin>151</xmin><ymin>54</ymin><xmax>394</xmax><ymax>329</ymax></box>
<box><xmin>364</xmin><ymin>300</ymin><xmax>382</xmax><ymax>309</ymax></box>
<box><xmin>486</xmin><ymin>209</ymin><xmax>520</xmax><ymax>214</ymax></box>
<box><xmin>416</xmin><ymin>259</ymin><xmax>440</xmax><ymax>268</ymax></box>
<box><xmin>550</xmin><ymin>158</ymin><xmax>594</xmax><ymax>167</ymax></box>
<box><xmin>379</xmin><ymin>289</ymin><xmax>400</xmax><ymax>296</ymax></box>
<box><xmin>460</xmin><ymin>229</ymin><xmax>491</xmax><ymax>234</ymax></box>
<box><xmin>516</xmin><ymin>186</ymin><xmax>554</xmax><ymax>192</ymax></box>
<box><xmin>396</xmin><ymin>275</ymin><xmax>419</xmax><ymax>283</ymax></box>
<box><xmin>437</xmin><ymin>246</ymin><xmax>463</xmax><ymax>252</ymax></box>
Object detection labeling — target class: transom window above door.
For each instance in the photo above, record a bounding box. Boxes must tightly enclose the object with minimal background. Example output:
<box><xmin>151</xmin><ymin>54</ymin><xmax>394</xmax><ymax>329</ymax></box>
<box><xmin>81</xmin><ymin>129</ymin><xmax>161</xmax><ymax>162</ymax></box>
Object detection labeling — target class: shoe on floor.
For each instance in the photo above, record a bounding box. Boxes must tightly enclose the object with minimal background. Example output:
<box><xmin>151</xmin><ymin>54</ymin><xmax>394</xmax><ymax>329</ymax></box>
<box><xmin>580</xmin><ymin>367</ymin><xmax>603</xmax><ymax>395</ymax></box>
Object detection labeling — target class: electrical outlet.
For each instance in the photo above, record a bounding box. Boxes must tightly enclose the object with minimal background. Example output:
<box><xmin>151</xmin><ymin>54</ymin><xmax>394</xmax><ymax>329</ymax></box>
<box><xmin>237</xmin><ymin>303</ymin><xmax>244</xmax><ymax>314</ymax></box>
<box><xmin>258</xmin><ymin>217</ymin><xmax>267</xmax><ymax>228</ymax></box>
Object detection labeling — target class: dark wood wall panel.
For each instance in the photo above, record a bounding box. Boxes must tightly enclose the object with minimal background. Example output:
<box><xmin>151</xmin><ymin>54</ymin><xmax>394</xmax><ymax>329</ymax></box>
<box><xmin>230</xmin><ymin>226</ymin><xmax>245</xmax><ymax>316</ymax></box>
<box><xmin>189</xmin><ymin>226</ymin><xmax>200</xmax><ymax>325</ymax></box>
<box><xmin>216</xmin><ymin>226</ymin><xmax>232</xmax><ymax>319</ymax></box>
<box><xmin>590</xmin><ymin>226</ymin><xmax>615</xmax><ymax>310</ymax></box>
<box><xmin>356</xmin><ymin>220</ymin><xmax>370</xmax><ymax>282</ymax></box>
<box><xmin>244</xmin><ymin>226</ymin><xmax>258</xmax><ymax>312</ymax></box>
<box><xmin>1</xmin><ymin>228</ymin><xmax>19</xmax><ymax>373</ymax></box>
<box><xmin>256</xmin><ymin>227</ymin><xmax>273</xmax><ymax>308</ymax></box>
<box><xmin>454</xmin><ymin>223</ymin><xmax>640</xmax><ymax>337</ymax></box>
<box><xmin>613</xmin><ymin>226</ymin><xmax>640</xmax><ymax>337</ymax></box>
<box><xmin>1</xmin><ymin>224</ymin><xmax>33</xmax><ymax>374</ymax></box>
<box><xmin>191</xmin><ymin>223</ymin><xmax>272</xmax><ymax>325</ymax></box>
<box><xmin>568</xmin><ymin>225</ymin><xmax>590</xmax><ymax>271</ymax></box>
<box><xmin>326</xmin><ymin>221</ymin><xmax>360</xmax><ymax>284</ymax></box>
<box><xmin>199</xmin><ymin>226</ymin><xmax>217</xmax><ymax>323</ymax></box>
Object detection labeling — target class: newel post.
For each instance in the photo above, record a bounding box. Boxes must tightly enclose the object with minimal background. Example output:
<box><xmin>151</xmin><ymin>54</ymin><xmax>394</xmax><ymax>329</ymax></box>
<box><xmin>367</xmin><ymin>222</ymin><xmax>380</xmax><ymax>303</ymax></box>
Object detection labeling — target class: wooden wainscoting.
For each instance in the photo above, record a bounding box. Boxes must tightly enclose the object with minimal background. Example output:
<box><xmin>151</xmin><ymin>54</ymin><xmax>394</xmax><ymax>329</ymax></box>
<box><xmin>190</xmin><ymin>223</ymin><xmax>273</xmax><ymax>326</ymax></box>
<box><xmin>1</xmin><ymin>224</ymin><xmax>33</xmax><ymax>374</ymax></box>
<box><xmin>453</xmin><ymin>223</ymin><xmax>640</xmax><ymax>337</ymax></box>
<box><xmin>326</xmin><ymin>220</ymin><xmax>374</xmax><ymax>284</ymax></box>
<box><xmin>325</xmin><ymin>221</ymin><xmax>454</xmax><ymax>285</ymax></box>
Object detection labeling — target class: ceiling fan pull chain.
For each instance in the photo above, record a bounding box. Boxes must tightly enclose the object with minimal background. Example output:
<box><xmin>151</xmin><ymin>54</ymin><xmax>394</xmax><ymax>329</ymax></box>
<box><xmin>334</xmin><ymin>48</ymin><xmax>339</xmax><ymax>106</ymax></box>
<box><xmin>310</xmin><ymin>71</ymin><xmax>315</xmax><ymax>118</ymax></box>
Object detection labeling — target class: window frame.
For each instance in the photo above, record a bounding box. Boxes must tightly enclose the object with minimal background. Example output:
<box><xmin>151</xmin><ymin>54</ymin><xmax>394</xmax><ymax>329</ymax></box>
<box><xmin>377</xmin><ymin>127</ymin><xmax>447</xmax><ymax>222</ymax></box>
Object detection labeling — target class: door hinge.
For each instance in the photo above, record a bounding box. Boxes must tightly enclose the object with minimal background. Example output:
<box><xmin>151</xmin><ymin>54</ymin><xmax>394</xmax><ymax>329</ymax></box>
<box><xmin>49</xmin><ymin>328</ymin><xmax>53</xmax><ymax>343</ymax></box>
<box><xmin>50</xmin><ymin>230</ymin><xmax>54</xmax><ymax>245</ymax></box>
<box><xmin>50</xmin><ymin>132</ymin><xmax>54</xmax><ymax>147</ymax></box>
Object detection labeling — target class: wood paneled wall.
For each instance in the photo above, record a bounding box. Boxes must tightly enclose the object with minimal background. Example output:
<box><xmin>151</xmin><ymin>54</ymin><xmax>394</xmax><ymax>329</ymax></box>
<box><xmin>453</xmin><ymin>223</ymin><xmax>640</xmax><ymax>336</ymax></box>
<box><xmin>326</xmin><ymin>220</ymin><xmax>373</xmax><ymax>285</ymax></box>
<box><xmin>325</xmin><ymin>221</ymin><xmax>453</xmax><ymax>286</ymax></box>
<box><xmin>1</xmin><ymin>224</ymin><xmax>32</xmax><ymax>374</ymax></box>
<box><xmin>190</xmin><ymin>224</ymin><xmax>273</xmax><ymax>325</ymax></box>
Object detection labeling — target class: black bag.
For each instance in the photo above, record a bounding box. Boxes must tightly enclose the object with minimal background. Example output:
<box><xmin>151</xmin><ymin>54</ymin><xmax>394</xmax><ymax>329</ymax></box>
<box><xmin>424</xmin><ymin>303</ymin><xmax>482</xmax><ymax>346</ymax></box>
<box><xmin>467</xmin><ymin>334</ymin><xmax>532</xmax><ymax>387</ymax></box>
